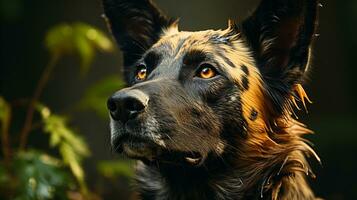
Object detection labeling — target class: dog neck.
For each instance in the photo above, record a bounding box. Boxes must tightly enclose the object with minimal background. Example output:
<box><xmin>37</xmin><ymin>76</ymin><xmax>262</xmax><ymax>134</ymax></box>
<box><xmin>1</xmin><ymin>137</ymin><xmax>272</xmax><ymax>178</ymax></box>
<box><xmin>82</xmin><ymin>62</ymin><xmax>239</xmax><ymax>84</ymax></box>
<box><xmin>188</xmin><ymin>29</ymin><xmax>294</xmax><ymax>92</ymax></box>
<box><xmin>134</xmin><ymin>149</ymin><xmax>317</xmax><ymax>200</ymax></box>
<box><xmin>134</xmin><ymin>112</ymin><xmax>319</xmax><ymax>199</ymax></box>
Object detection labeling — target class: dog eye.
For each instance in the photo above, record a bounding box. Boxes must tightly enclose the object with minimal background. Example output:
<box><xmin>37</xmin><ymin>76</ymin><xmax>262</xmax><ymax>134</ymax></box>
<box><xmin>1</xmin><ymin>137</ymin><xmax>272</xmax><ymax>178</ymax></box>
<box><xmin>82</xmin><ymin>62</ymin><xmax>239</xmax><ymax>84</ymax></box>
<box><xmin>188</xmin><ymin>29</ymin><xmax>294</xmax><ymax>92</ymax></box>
<box><xmin>135</xmin><ymin>65</ymin><xmax>147</xmax><ymax>81</ymax></box>
<box><xmin>197</xmin><ymin>64</ymin><xmax>217</xmax><ymax>79</ymax></box>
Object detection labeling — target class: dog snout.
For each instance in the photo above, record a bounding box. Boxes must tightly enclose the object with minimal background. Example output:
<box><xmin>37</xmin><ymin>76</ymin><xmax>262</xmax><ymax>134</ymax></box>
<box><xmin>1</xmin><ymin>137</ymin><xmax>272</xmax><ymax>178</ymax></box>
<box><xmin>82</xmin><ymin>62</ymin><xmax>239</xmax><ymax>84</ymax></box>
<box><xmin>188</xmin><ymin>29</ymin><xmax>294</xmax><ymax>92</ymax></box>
<box><xmin>107</xmin><ymin>89</ymin><xmax>149</xmax><ymax>123</ymax></box>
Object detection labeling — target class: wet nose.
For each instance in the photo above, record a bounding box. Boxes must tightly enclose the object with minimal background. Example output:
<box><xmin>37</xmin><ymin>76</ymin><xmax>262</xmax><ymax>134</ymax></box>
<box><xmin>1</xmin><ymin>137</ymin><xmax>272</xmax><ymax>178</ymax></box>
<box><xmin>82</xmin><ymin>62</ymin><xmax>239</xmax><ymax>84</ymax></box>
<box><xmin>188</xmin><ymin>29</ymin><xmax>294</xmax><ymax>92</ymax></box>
<box><xmin>107</xmin><ymin>90</ymin><xmax>149</xmax><ymax>123</ymax></box>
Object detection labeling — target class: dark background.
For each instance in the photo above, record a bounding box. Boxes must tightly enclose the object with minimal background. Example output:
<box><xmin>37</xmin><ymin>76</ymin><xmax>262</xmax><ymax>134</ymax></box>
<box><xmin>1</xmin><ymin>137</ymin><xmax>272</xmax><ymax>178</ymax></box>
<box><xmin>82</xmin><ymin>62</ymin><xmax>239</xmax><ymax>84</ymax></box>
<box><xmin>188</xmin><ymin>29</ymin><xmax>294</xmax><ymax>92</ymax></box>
<box><xmin>1</xmin><ymin>0</ymin><xmax>356</xmax><ymax>199</ymax></box>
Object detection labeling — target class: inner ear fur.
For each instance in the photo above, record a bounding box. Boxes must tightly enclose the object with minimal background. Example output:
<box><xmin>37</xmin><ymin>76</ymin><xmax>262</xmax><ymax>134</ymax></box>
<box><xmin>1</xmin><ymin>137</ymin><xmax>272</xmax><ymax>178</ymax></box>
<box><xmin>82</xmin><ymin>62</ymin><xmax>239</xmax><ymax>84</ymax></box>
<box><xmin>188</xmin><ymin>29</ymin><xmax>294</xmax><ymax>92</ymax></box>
<box><xmin>102</xmin><ymin>0</ymin><xmax>174</xmax><ymax>82</ymax></box>
<box><xmin>240</xmin><ymin>0</ymin><xmax>319</xmax><ymax>116</ymax></box>
<box><xmin>242</xmin><ymin>0</ymin><xmax>319</xmax><ymax>86</ymax></box>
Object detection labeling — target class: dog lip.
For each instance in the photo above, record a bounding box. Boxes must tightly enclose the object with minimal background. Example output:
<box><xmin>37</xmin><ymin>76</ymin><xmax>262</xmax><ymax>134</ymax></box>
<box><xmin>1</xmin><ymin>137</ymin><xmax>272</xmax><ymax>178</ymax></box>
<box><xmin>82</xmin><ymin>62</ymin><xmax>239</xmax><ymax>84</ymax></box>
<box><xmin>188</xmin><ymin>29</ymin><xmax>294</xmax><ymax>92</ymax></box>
<box><xmin>122</xmin><ymin>142</ymin><xmax>157</xmax><ymax>160</ymax></box>
<box><xmin>112</xmin><ymin>134</ymin><xmax>205</xmax><ymax>165</ymax></box>
<box><xmin>112</xmin><ymin>134</ymin><xmax>160</xmax><ymax>159</ymax></box>
<box><xmin>112</xmin><ymin>134</ymin><xmax>147</xmax><ymax>149</ymax></box>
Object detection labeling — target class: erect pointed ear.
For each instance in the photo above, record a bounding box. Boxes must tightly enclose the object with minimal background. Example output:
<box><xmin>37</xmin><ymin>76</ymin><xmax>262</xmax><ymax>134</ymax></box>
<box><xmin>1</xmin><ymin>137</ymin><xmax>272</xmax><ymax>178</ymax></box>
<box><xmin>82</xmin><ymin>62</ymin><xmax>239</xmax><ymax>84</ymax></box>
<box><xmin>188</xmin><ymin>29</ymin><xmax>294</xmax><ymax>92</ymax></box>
<box><xmin>242</xmin><ymin>0</ymin><xmax>319</xmax><ymax>87</ymax></box>
<box><xmin>102</xmin><ymin>0</ymin><xmax>173</xmax><ymax>81</ymax></box>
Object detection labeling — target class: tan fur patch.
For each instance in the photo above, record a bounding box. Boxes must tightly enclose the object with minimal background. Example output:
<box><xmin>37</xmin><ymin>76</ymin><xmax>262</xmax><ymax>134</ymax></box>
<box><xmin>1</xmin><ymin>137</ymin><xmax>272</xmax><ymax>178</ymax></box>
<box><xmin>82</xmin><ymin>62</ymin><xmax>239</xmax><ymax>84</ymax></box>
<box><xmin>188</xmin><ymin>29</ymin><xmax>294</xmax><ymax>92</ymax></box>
<box><xmin>215</xmin><ymin>36</ymin><xmax>270</xmax><ymax>135</ymax></box>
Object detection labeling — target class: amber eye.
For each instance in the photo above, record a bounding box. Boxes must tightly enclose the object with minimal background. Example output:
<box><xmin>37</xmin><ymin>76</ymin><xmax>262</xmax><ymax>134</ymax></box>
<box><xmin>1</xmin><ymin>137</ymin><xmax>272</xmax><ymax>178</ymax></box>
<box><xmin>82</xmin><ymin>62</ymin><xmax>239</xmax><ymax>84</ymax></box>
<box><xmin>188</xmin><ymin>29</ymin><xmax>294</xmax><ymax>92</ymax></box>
<box><xmin>135</xmin><ymin>65</ymin><xmax>147</xmax><ymax>81</ymax></box>
<box><xmin>197</xmin><ymin>65</ymin><xmax>217</xmax><ymax>79</ymax></box>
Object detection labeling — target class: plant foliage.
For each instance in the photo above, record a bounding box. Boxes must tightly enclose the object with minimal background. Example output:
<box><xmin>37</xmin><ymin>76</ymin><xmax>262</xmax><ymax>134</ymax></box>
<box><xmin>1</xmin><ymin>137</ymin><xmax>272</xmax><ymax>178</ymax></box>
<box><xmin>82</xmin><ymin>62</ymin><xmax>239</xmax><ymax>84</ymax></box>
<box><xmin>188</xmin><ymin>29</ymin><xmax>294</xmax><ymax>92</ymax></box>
<box><xmin>37</xmin><ymin>104</ymin><xmax>90</xmax><ymax>191</ymax></box>
<box><xmin>45</xmin><ymin>22</ymin><xmax>114</xmax><ymax>75</ymax></box>
<box><xmin>12</xmin><ymin>151</ymin><xmax>73</xmax><ymax>200</ymax></box>
<box><xmin>0</xmin><ymin>21</ymin><xmax>127</xmax><ymax>200</ymax></box>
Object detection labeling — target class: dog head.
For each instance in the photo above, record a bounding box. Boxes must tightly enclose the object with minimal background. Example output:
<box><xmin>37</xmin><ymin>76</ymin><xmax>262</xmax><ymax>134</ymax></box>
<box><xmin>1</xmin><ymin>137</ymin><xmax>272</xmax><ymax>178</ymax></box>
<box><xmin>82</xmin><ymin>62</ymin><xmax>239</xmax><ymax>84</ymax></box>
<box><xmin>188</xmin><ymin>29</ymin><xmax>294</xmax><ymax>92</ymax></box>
<box><xmin>103</xmin><ymin>0</ymin><xmax>319</xmax><ymax>166</ymax></box>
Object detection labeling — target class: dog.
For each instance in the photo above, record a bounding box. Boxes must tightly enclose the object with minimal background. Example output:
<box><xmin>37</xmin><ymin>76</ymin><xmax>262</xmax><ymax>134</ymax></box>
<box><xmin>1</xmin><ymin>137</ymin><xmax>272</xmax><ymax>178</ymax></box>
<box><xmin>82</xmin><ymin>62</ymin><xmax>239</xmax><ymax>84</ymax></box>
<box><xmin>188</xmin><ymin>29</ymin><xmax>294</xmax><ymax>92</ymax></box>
<box><xmin>103</xmin><ymin>0</ymin><xmax>321</xmax><ymax>199</ymax></box>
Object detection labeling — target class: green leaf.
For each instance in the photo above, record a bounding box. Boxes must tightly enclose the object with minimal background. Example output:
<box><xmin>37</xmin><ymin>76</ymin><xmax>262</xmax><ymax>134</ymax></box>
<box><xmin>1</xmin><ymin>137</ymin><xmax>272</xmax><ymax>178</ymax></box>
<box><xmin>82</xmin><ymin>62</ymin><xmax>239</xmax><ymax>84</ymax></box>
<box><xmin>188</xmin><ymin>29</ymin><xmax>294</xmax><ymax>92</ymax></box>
<box><xmin>45</xmin><ymin>24</ymin><xmax>73</xmax><ymax>54</ymax></box>
<box><xmin>79</xmin><ymin>76</ymin><xmax>125</xmax><ymax>118</ymax></box>
<box><xmin>74</xmin><ymin>33</ymin><xmax>94</xmax><ymax>75</ymax></box>
<box><xmin>73</xmin><ymin>22</ymin><xmax>113</xmax><ymax>52</ymax></box>
<box><xmin>13</xmin><ymin>150</ymin><xmax>72</xmax><ymax>200</ymax></box>
<box><xmin>44</xmin><ymin>22</ymin><xmax>114</xmax><ymax>75</ymax></box>
<box><xmin>97</xmin><ymin>160</ymin><xmax>135</xmax><ymax>179</ymax></box>
<box><xmin>59</xmin><ymin>143</ymin><xmax>84</xmax><ymax>183</ymax></box>
<box><xmin>36</xmin><ymin>103</ymin><xmax>51</xmax><ymax>119</ymax></box>
<box><xmin>42</xmin><ymin>114</ymin><xmax>90</xmax><ymax>157</ymax></box>
<box><xmin>38</xmin><ymin>105</ymin><xmax>90</xmax><ymax>192</ymax></box>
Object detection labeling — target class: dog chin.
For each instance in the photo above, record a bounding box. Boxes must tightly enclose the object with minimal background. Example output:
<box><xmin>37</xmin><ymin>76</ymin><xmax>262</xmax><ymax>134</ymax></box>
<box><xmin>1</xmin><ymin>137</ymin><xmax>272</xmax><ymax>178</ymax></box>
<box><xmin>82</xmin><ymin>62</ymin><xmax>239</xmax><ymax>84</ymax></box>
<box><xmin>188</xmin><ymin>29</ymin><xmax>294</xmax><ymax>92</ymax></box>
<box><xmin>110</xmin><ymin>120</ymin><xmax>206</xmax><ymax>165</ymax></box>
<box><xmin>122</xmin><ymin>141</ymin><xmax>205</xmax><ymax>166</ymax></box>
<box><xmin>121</xmin><ymin>141</ymin><xmax>160</xmax><ymax>161</ymax></box>
<box><xmin>111</xmin><ymin>130</ymin><xmax>162</xmax><ymax>161</ymax></box>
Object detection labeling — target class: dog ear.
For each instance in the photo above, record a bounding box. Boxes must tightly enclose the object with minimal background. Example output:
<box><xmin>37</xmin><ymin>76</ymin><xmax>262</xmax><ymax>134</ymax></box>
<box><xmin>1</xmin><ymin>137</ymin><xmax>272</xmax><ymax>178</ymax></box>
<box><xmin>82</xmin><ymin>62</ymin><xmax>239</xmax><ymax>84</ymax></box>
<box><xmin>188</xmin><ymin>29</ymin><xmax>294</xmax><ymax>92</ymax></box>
<box><xmin>102</xmin><ymin>0</ymin><xmax>173</xmax><ymax>81</ymax></box>
<box><xmin>242</xmin><ymin>0</ymin><xmax>319</xmax><ymax>87</ymax></box>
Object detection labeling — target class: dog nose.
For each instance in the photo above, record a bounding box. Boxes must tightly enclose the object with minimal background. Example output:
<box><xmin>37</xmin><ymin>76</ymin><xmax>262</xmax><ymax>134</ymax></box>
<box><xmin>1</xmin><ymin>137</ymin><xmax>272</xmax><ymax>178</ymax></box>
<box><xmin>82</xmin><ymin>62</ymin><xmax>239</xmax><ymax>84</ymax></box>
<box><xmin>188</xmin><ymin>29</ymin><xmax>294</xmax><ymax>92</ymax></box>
<box><xmin>107</xmin><ymin>90</ymin><xmax>148</xmax><ymax>123</ymax></box>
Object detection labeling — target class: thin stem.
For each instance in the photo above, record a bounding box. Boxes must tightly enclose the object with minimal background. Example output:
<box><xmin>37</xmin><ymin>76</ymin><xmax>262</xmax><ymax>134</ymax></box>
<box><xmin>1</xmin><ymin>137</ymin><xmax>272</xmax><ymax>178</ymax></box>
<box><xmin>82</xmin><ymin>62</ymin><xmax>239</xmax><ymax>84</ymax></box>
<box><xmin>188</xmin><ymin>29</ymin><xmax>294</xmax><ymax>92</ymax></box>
<box><xmin>19</xmin><ymin>53</ymin><xmax>60</xmax><ymax>150</ymax></box>
<box><xmin>1</xmin><ymin>106</ymin><xmax>12</xmax><ymax>163</ymax></box>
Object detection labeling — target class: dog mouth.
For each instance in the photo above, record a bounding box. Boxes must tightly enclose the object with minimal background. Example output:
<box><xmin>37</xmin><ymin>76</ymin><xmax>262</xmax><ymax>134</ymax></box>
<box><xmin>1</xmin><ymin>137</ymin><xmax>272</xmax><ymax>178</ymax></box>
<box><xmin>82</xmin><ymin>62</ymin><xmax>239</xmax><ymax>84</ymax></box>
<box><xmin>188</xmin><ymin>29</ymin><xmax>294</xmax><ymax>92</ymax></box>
<box><xmin>112</xmin><ymin>134</ymin><xmax>204</xmax><ymax>166</ymax></box>
<box><xmin>112</xmin><ymin>135</ymin><xmax>160</xmax><ymax>160</ymax></box>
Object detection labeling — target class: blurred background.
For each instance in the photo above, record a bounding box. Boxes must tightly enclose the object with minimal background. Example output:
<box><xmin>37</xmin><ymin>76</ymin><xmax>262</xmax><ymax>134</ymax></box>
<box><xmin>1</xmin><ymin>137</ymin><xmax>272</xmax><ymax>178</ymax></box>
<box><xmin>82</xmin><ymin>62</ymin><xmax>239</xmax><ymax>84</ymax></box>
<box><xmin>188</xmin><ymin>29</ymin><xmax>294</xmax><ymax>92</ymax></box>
<box><xmin>0</xmin><ymin>0</ymin><xmax>356</xmax><ymax>199</ymax></box>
